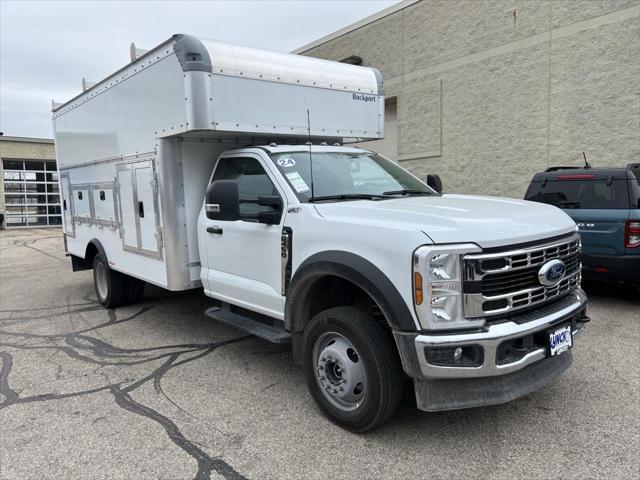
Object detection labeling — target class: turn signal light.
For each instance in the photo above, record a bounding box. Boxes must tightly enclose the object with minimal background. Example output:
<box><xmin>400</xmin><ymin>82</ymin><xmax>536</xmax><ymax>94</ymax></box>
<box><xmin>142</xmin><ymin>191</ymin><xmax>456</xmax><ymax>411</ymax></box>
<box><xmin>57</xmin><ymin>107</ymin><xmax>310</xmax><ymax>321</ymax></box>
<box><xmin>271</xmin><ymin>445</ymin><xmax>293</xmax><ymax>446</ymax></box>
<box><xmin>414</xmin><ymin>272</ymin><xmax>423</xmax><ymax>305</ymax></box>
<box><xmin>625</xmin><ymin>221</ymin><xmax>640</xmax><ymax>248</ymax></box>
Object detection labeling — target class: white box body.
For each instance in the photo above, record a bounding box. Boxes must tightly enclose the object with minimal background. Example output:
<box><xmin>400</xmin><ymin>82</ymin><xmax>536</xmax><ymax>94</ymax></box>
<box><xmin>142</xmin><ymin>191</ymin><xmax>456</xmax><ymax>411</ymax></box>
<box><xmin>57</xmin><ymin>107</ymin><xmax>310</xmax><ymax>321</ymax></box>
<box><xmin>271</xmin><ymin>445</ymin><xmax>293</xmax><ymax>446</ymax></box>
<box><xmin>52</xmin><ymin>34</ymin><xmax>385</xmax><ymax>290</ymax></box>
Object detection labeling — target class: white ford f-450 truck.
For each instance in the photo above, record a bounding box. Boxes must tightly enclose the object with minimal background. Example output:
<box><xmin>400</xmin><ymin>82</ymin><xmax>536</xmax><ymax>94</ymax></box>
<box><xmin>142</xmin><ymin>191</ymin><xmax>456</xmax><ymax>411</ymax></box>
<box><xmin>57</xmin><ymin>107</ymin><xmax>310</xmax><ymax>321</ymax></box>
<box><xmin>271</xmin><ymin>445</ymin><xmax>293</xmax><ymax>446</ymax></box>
<box><xmin>52</xmin><ymin>34</ymin><xmax>589</xmax><ymax>431</ymax></box>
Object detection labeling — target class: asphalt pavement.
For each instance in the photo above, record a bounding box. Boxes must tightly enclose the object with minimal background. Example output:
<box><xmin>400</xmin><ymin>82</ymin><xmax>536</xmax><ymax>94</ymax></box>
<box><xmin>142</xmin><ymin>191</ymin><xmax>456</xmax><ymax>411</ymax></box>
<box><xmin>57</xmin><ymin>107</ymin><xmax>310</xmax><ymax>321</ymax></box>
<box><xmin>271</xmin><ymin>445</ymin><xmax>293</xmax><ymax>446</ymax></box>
<box><xmin>1</xmin><ymin>228</ymin><xmax>638</xmax><ymax>480</ymax></box>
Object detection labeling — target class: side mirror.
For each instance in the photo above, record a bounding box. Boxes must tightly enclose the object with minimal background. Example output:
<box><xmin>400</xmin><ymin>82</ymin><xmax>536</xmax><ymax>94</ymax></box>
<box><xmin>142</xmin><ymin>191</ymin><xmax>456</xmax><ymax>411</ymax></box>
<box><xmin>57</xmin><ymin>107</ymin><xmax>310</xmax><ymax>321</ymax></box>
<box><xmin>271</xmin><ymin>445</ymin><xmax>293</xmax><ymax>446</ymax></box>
<box><xmin>426</xmin><ymin>174</ymin><xmax>443</xmax><ymax>194</ymax></box>
<box><xmin>205</xmin><ymin>180</ymin><xmax>240</xmax><ymax>221</ymax></box>
<box><xmin>256</xmin><ymin>195</ymin><xmax>283</xmax><ymax>225</ymax></box>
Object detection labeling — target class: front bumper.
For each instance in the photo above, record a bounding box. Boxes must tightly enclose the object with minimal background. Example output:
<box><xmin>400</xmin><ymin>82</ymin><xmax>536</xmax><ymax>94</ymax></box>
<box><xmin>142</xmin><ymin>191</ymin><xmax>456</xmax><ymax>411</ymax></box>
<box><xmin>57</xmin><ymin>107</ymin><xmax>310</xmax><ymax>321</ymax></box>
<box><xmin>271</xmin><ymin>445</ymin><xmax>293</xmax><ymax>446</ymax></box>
<box><xmin>416</xmin><ymin>289</ymin><xmax>587</xmax><ymax>378</ymax></box>
<box><xmin>393</xmin><ymin>288</ymin><xmax>588</xmax><ymax>411</ymax></box>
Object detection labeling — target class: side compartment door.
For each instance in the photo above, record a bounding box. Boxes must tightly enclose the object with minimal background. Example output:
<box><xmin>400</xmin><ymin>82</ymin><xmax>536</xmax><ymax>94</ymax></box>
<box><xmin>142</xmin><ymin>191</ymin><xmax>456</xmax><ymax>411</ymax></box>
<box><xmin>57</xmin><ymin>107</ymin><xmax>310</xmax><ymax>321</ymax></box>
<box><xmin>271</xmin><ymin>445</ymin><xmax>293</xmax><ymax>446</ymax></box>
<box><xmin>134</xmin><ymin>162</ymin><xmax>161</xmax><ymax>253</ymax></box>
<box><xmin>71</xmin><ymin>184</ymin><xmax>92</xmax><ymax>223</ymax></box>
<box><xmin>59</xmin><ymin>172</ymin><xmax>74</xmax><ymax>237</ymax></box>
<box><xmin>116</xmin><ymin>160</ymin><xmax>162</xmax><ymax>257</ymax></box>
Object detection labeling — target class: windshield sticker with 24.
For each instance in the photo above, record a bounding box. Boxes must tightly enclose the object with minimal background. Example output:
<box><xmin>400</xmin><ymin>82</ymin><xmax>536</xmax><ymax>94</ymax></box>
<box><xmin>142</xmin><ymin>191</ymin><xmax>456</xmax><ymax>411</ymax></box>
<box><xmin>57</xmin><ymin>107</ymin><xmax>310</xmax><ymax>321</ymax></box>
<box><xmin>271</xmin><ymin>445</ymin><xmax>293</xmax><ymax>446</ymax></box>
<box><xmin>277</xmin><ymin>157</ymin><xmax>296</xmax><ymax>167</ymax></box>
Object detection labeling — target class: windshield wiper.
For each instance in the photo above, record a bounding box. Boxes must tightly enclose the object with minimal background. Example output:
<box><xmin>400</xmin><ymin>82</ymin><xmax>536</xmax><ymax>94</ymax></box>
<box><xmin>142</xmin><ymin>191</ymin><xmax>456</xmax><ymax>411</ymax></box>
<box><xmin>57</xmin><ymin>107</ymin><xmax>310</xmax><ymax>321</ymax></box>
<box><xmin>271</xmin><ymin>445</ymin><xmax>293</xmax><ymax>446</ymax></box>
<box><xmin>557</xmin><ymin>201</ymin><xmax>581</xmax><ymax>208</ymax></box>
<box><xmin>308</xmin><ymin>193</ymin><xmax>388</xmax><ymax>203</ymax></box>
<box><xmin>382</xmin><ymin>189</ymin><xmax>433</xmax><ymax>196</ymax></box>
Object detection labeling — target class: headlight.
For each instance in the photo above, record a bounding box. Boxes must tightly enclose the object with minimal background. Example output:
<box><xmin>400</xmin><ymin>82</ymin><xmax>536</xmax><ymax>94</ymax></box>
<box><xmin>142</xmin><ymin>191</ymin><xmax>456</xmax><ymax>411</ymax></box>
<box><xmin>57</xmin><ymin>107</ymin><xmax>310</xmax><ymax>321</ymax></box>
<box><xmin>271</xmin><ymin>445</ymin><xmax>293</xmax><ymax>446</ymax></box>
<box><xmin>413</xmin><ymin>244</ymin><xmax>485</xmax><ymax>330</ymax></box>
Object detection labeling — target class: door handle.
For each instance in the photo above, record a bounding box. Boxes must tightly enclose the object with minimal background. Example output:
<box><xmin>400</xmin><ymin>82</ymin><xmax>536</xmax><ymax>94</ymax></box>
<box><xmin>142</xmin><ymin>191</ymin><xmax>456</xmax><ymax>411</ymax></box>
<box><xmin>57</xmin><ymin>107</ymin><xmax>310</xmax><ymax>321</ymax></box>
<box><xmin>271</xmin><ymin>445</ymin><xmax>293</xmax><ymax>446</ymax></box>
<box><xmin>207</xmin><ymin>226</ymin><xmax>223</xmax><ymax>234</ymax></box>
<box><xmin>138</xmin><ymin>201</ymin><xmax>144</xmax><ymax>218</ymax></box>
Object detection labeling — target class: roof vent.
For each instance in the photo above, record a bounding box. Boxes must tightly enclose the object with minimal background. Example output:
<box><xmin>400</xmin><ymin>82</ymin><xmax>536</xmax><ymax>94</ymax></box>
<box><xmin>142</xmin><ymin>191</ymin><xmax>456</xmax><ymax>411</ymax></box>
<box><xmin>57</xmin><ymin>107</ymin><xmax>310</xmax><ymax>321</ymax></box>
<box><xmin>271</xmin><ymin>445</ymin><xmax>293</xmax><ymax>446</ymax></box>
<box><xmin>130</xmin><ymin>43</ymin><xmax>149</xmax><ymax>62</ymax></box>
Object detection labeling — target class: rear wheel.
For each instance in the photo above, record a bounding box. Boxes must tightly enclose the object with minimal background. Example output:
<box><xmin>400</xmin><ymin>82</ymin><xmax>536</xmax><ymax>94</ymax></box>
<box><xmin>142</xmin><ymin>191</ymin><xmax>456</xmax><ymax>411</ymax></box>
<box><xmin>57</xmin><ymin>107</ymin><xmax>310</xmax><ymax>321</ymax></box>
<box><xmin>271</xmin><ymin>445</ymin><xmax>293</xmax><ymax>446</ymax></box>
<box><xmin>126</xmin><ymin>277</ymin><xmax>146</xmax><ymax>304</ymax></box>
<box><xmin>302</xmin><ymin>306</ymin><xmax>404</xmax><ymax>432</ymax></box>
<box><xmin>92</xmin><ymin>254</ymin><xmax>128</xmax><ymax>308</ymax></box>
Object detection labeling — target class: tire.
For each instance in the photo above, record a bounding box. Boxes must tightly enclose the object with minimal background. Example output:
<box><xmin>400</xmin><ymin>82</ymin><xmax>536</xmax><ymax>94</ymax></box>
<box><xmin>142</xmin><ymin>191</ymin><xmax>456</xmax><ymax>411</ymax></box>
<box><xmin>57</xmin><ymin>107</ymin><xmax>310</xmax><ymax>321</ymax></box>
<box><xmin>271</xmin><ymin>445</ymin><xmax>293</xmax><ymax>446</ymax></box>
<box><xmin>126</xmin><ymin>277</ymin><xmax>146</xmax><ymax>305</ymax></box>
<box><xmin>302</xmin><ymin>306</ymin><xmax>404</xmax><ymax>432</ymax></box>
<box><xmin>92</xmin><ymin>254</ymin><xmax>128</xmax><ymax>308</ymax></box>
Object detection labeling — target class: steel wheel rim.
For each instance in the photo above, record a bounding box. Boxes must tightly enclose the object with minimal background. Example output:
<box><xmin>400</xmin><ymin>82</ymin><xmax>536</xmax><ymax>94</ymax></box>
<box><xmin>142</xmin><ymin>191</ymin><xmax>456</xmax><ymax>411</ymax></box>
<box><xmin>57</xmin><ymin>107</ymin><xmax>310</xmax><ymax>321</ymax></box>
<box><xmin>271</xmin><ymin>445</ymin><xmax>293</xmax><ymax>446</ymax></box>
<box><xmin>313</xmin><ymin>331</ymin><xmax>366</xmax><ymax>412</ymax></box>
<box><xmin>95</xmin><ymin>261</ymin><xmax>109</xmax><ymax>301</ymax></box>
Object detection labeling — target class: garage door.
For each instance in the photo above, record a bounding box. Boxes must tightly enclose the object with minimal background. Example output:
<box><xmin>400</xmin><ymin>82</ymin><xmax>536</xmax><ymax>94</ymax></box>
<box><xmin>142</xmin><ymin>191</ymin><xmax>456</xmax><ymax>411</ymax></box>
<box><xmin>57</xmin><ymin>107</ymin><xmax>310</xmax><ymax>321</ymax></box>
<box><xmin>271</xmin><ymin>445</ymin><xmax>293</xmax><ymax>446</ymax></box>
<box><xmin>2</xmin><ymin>159</ymin><xmax>62</xmax><ymax>228</ymax></box>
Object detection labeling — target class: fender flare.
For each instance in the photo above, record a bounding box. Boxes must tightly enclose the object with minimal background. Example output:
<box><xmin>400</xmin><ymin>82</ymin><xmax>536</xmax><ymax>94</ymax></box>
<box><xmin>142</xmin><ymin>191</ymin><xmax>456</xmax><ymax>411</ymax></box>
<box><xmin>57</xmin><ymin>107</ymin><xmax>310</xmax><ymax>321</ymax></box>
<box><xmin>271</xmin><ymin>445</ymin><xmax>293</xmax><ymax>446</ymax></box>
<box><xmin>284</xmin><ymin>250</ymin><xmax>418</xmax><ymax>333</ymax></box>
<box><xmin>85</xmin><ymin>238</ymin><xmax>107</xmax><ymax>261</ymax></box>
<box><xmin>70</xmin><ymin>238</ymin><xmax>108</xmax><ymax>272</ymax></box>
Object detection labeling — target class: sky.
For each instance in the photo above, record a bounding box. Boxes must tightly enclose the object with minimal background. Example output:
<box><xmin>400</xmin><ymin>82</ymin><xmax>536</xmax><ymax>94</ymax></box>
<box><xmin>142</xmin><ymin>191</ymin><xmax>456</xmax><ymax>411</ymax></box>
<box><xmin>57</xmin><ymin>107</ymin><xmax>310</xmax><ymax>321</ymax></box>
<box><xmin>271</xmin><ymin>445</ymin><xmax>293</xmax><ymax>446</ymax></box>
<box><xmin>0</xmin><ymin>0</ymin><xmax>399</xmax><ymax>139</ymax></box>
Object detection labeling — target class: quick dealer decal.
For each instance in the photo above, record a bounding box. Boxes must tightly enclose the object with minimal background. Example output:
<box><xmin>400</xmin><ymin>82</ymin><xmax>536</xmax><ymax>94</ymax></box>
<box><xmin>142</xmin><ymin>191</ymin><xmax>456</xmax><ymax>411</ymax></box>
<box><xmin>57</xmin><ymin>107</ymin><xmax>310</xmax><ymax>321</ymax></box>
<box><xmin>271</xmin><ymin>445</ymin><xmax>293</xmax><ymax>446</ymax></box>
<box><xmin>352</xmin><ymin>93</ymin><xmax>376</xmax><ymax>103</ymax></box>
<box><xmin>285</xmin><ymin>171</ymin><xmax>311</xmax><ymax>193</ymax></box>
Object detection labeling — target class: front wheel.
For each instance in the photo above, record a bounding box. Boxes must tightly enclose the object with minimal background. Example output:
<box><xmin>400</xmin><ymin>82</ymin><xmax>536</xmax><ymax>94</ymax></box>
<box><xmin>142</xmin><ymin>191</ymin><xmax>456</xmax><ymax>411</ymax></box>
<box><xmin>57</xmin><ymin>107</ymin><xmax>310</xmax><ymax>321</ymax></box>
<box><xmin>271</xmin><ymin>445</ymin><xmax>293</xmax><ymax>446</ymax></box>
<box><xmin>302</xmin><ymin>306</ymin><xmax>404</xmax><ymax>432</ymax></box>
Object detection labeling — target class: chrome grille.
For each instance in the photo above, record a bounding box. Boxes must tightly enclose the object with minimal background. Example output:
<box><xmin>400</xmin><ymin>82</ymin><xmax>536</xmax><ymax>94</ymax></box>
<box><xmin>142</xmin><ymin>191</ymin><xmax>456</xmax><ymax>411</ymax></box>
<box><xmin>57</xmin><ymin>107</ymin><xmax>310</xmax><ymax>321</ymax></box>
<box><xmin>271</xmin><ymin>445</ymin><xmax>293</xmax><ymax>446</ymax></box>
<box><xmin>481</xmin><ymin>252</ymin><xmax>580</xmax><ymax>296</ymax></box>
<box><xmin>510</xmin><ymin>271</ymin><xmax>580</xmax><ymax>309</ymax></box>
<box><xmin>463</xmin><ymin>234</ymin><xmax>582</xmax><ymax>318</ymax></box>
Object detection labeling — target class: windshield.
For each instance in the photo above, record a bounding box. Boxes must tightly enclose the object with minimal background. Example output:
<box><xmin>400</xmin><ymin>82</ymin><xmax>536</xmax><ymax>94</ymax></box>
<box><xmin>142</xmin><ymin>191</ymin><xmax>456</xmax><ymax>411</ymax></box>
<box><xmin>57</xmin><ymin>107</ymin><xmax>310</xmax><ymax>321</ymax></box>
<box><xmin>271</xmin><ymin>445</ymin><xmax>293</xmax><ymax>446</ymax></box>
<box><xmin>526</xmin><ymin>180</ymin><xmax>630</xmax><ymax>209</ymax></box>
<box><xmin>270</xmin><ymin>150</ymin><xmax>434</xmax><ymax>201</ymax></box>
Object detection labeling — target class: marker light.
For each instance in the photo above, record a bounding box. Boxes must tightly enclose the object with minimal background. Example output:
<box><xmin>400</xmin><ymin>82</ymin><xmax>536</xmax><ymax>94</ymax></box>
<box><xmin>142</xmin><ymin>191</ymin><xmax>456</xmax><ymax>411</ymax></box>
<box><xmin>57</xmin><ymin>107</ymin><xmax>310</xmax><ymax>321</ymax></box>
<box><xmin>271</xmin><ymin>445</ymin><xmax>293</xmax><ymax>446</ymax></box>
<box><xmin>414</xmin><ymin>272</ymin><xmax>423</xmax><ymax>305</ymax></box>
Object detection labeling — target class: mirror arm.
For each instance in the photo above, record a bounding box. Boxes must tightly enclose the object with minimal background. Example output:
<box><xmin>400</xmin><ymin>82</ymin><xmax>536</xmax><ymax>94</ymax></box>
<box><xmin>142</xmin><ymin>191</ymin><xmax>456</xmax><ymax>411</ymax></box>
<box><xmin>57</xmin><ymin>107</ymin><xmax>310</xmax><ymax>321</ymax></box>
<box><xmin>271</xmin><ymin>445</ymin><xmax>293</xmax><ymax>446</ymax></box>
<box><xmin>256</xmin><ymin>211</ymin><xmax>282</xmax><ymax>225</ymax></box>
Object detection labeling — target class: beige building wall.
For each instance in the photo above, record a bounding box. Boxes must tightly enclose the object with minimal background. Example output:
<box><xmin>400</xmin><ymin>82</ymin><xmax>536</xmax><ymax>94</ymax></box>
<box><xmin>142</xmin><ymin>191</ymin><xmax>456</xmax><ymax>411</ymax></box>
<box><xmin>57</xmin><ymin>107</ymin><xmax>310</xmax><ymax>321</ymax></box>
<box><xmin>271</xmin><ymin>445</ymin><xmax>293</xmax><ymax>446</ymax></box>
<box><xmin>0</xmin><ymin>136</ymin><xmax>56</xmax><ymax>226</ymax></box>
<box><xmin>296</xmin><ymin>0</ymin><xmax>640</xmax><ymax>197</ymax></box>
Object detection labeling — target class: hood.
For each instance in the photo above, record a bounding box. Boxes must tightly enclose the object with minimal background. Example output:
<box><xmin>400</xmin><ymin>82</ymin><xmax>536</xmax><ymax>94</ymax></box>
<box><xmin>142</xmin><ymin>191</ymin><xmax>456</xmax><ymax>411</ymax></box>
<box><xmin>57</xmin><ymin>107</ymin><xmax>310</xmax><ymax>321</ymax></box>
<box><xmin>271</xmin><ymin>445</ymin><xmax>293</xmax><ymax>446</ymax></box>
<box><xmin>313</xmin><ymin>194</ymin><xmax>577</xmax><ymax>249</ymax></box>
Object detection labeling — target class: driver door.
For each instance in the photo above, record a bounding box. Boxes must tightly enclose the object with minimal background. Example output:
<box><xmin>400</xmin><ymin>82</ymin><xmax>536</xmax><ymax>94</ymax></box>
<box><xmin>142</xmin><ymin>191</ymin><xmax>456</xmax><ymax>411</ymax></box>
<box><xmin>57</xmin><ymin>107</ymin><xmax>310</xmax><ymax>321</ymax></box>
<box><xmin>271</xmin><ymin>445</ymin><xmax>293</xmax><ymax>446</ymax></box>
<box><xmin>201</xmin><ymin>154</ymin><xmax>287</xmax><ymax>319</ymax></box>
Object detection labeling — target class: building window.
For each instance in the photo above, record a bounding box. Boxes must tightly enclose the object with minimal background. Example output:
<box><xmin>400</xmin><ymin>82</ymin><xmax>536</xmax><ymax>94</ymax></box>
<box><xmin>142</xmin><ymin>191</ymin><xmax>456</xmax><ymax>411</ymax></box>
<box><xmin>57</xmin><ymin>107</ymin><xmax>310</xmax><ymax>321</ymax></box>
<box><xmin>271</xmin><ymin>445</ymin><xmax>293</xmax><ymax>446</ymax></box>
<box><xmin>2</xmin><ymin>158</ymin><xmax>61</xmax><ymax>228</ymax></box>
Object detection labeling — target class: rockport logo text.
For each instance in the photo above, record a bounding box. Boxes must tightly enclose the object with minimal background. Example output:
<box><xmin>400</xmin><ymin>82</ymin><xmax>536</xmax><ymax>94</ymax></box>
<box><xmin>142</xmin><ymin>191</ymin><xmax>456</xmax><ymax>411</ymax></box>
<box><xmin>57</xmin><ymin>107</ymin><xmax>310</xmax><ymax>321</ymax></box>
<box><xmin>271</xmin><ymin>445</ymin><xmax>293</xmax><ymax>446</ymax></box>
<box><xmin>352</xmin><ymin>93</ymin><xmax>376</xmax><ymax>102</ymax></box>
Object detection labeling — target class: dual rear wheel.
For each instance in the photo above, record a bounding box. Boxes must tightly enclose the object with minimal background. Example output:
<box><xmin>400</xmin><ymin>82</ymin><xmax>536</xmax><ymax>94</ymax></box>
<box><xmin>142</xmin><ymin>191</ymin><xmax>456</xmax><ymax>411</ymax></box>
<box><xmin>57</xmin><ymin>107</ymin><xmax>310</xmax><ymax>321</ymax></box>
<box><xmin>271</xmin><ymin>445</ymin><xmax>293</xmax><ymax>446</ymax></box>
<box><xmin>92</xmin><ymin>254</ymin><xmax>145</xmax><ymax>308</ymax></box>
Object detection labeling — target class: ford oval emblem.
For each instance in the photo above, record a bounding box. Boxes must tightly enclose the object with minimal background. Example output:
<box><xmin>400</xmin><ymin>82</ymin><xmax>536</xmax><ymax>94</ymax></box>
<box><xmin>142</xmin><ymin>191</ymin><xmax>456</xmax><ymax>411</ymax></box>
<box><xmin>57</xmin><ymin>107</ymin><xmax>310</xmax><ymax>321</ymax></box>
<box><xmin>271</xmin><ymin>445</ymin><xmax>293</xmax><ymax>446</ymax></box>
<box><xmin>538</xmin><ymin>259</ymin><xmax>567</xmax><ymax>286</ymax></box>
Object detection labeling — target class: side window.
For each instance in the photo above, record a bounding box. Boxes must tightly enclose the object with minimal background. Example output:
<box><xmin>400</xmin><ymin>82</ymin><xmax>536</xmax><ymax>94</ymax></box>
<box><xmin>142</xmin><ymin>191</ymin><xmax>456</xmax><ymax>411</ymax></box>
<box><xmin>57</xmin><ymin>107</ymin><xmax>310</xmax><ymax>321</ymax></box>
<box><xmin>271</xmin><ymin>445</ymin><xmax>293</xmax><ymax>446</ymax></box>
<box><xmin>212</xmin><ymin>157</ymin><xmax>280</xmax><ymax>219</ymax></box>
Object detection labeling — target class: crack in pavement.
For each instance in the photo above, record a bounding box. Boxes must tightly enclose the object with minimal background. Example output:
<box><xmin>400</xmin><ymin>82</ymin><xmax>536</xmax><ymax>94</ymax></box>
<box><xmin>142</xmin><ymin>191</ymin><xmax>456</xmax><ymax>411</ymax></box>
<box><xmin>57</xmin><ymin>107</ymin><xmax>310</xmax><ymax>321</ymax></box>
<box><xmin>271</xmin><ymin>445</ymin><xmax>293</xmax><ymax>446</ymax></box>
<box><xmin>0</xmin><ymin>305</ymin><xmax>251</xmax><ymax>480</ymax></box>
<box><xmin>0</xmin><ymin>301</ymin><xmax>98</xmax><ymax>313</ymax></box>
<box><xmin>0</xmin><ymin>352</ymin><xmax>19</xmax><ymax>405</ymax></box>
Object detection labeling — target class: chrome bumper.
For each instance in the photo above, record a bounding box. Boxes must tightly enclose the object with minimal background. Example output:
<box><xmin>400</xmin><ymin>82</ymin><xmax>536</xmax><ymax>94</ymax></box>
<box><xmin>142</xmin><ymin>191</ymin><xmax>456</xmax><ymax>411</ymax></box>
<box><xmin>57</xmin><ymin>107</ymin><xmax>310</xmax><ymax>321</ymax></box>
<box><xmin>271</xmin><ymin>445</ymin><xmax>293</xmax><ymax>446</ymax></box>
<box><xmin>412</xmin><ymin>288</ymin><xmax>587</xmax><ymax>379</ymax></box>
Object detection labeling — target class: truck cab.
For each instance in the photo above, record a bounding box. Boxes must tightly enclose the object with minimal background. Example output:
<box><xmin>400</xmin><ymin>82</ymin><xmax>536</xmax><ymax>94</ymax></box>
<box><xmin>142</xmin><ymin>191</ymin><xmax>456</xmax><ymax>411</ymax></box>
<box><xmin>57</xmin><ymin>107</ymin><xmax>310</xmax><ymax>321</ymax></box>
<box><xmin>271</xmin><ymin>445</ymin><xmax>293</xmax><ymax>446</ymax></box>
<box><xmin>198</xmin><ymin>144</ymin><xmax>590</xmax><ymax>430</ymax></box>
